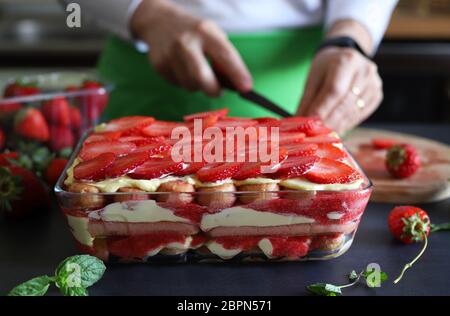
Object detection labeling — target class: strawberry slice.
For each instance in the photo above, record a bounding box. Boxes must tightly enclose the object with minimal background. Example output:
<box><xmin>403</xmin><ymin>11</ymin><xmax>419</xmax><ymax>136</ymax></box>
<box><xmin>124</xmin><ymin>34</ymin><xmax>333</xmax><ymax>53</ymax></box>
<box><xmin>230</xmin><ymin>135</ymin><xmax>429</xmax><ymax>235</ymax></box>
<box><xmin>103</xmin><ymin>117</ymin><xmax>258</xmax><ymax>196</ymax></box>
<box><xmin>196</xmin><ymin>162</ymin><xmax>243</xmax><ymax>182</ymax></box>
<box><xmin>278</xmin><ymin>132</ymin><xmax>306</xmax><ymax>145</ymax></box>
<box><xmin>306</xmin><ymin>124</ymin><xmax>333</xmax><ymax>136</ymax></box>
<box><xmin>134</xmin><ymin>136</ymin><xmax>166</xmax><ymax>146</ymax></box>
<box><xmin>303</xmin><ymin>135</ymin><xmax>341</xmax><ymax>144</ymax></box>
<box><xmin>101</xmin><ymin>116</ymin><xmax>154</xmax><ymax>135</ymax></box>
<box><xmin>175</xmin><ymin>161</ymin><xmax>208</xmax><ymax>176</ymax></box>
<box><xmin>372</xmin><ymin>138</ymin><xmax>398</xmax><ymax>150</ymax></box>
<box><xmin>118</xmin><ymin>135</ymin><xmax>148</xmax><ymax>143</ymax></box>
<box><xmin>79</xmin><ymin>140</ymin><xmax>136</xmax><ymax>160</ymax></box>
<box><xmin>214</xmin><ymin>117</ymin><xmax>257</xmax><ymax>130</ymax></box>
<box><xmin>73</xmin><ymin>152</ymin><xmax>116</xmax><ymax>181</ymax></box>
<box><xmin>304</xmin><ymin>158</ymin><xmax>361</xmax><ymax>184</ymax></box>
<box><xmin>183</xmin><ymin>108</ymin><xmax>229</xmax><ymax>122</ymax></box>
<box><xmin>275</xmin><ymin>156</ymin><xmax>319</xmax><ymax>179</ymax></box>
<box><xmin>232</xmin><ymin>162</ymin><xmax>262</xmax><ymax>180</ymax></box>
<box><xmin>105</xmin><ymin>151</ymin><xmax>150</xmax><ymax>178</ymax></box>
<box><xmin>85</xmin><ymin>131</ymin><xmax>122</xmax><ymax>143</ymax></box>
<box><xmin>316</xmin><ymin>144</ymin><xmax>347</xmax><ymax>161</ymax></box>
<box><xmin>130</xmin><ymin>158</ymin><xmax>184</xmax><ymax>179</ymax></box>
<box><xmin>141</xmin><ymin>121</ymin><xmax>186</xmax><ymax>137</ymax></box>
<box><xmin>279</xmin><ymin>117</ymin><xmax>320</xmax><ymax>134</ymax></box>
<box><xmin>133</xmin><ymin>143</ymin><xmax>172</xmax><ymax>155</ymax></box>
<box><xmin>283</xmin><ymin>143</ymin><xmax>318</xmax><ymax>157</ymax></box>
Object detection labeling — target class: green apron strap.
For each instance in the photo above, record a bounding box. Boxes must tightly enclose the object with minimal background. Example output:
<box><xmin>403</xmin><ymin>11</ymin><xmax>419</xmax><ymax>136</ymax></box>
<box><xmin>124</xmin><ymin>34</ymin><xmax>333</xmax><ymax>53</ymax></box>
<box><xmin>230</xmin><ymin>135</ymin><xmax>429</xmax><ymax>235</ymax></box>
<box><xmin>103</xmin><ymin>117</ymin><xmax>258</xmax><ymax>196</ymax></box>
<box><xmin>98</xmin><ymin>27</ymin><xmax>323</xmax><ymax>120</ymax></box>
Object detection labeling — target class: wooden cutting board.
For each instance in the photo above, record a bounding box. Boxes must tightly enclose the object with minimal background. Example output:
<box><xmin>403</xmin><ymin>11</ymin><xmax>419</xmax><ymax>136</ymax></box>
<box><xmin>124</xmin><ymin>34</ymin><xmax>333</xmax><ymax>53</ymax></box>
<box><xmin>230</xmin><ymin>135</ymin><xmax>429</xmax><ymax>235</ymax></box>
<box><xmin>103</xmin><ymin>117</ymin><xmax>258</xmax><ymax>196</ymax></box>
<box><xmin>344</xmin><ymin>128</ymin><xmax>450</xmax><ymax>204</ymax></box>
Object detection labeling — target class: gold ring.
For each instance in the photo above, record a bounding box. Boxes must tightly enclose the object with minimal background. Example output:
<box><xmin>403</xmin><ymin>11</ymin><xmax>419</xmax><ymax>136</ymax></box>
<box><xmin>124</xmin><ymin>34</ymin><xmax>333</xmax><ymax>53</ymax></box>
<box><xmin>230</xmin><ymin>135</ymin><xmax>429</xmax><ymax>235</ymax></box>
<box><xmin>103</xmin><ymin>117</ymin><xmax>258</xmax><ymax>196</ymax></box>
<box><xmin>352</xmin><ymin>86</ymin><xmax>361</xmax><ymax>96</ymax></box>
<box><xmin>356</xmin><ymin>98</ymin><xmax>366</xmax><ymax>109</ymax></box>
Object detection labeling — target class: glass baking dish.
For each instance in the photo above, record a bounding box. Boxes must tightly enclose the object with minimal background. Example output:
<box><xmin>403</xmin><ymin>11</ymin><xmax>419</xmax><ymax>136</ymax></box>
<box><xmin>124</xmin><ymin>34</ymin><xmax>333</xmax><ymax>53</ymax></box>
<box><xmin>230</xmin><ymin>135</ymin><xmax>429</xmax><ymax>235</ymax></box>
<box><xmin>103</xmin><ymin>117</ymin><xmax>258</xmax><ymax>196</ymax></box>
<box><xmin>55</xmin><ymin>128</ymin><xmax>372</xmax><ymax>263</ymax></box>
<box><xmin>0</xmin><ymin>72</ymin><xmax>111</xmax><ymax>154</ymax></box>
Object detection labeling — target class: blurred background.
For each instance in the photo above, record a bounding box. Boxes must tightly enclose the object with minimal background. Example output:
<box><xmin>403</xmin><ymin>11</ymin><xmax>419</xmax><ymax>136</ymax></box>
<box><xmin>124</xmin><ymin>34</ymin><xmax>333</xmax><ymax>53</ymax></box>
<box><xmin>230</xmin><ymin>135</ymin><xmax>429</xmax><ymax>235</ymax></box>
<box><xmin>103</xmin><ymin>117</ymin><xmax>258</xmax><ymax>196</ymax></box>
<box><xmin>0</xmin><ymin>0</ymin><xmax>449</xmax><ymax>123</ymax></box>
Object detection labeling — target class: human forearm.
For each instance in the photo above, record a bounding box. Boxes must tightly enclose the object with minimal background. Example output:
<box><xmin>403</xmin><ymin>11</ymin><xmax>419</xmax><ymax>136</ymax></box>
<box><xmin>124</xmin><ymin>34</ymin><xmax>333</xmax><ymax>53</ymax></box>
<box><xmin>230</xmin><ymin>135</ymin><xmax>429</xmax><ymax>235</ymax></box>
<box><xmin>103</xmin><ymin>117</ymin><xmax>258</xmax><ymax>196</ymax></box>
<box><xmin>326</xmin><ymin>19</ymin><xmax>373</xmax><ymax>56</ymax></box>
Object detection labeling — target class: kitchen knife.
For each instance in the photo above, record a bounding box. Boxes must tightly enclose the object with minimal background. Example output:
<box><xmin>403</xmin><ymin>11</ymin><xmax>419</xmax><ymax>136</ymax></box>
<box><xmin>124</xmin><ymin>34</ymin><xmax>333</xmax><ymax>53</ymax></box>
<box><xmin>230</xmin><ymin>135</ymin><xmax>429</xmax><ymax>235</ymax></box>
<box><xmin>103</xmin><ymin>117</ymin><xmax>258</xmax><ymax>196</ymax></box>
<box><xmin>213</xmin><ymin>67</ymin><xmax>292</xmax><ymax>118</ymax></box>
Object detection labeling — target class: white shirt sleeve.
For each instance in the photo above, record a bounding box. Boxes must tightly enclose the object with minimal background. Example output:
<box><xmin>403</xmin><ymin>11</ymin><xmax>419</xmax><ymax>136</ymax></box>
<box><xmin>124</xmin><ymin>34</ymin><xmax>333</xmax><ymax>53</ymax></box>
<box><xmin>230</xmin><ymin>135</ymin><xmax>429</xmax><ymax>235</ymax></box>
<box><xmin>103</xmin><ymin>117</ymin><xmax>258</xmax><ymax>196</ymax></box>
<box><xmin>61</xmin><ymin>0</ymin><xmax>142</xmax><ymax>40</ymax></box>
<box><xmin>325</xmin><ymin>0</ymin><xmax>398</xmax><ymax>49</ymax></box>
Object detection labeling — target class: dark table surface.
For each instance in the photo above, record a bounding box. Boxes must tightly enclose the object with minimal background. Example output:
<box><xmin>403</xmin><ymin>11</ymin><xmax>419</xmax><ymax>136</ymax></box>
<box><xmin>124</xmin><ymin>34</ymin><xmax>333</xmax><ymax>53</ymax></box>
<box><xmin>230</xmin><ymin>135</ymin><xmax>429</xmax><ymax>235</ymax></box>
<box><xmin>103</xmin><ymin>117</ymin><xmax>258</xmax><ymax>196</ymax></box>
<box><xmin>1</xmin><ymin>123</ymin><xmax>449</xmax><ymax>296</ymax></box>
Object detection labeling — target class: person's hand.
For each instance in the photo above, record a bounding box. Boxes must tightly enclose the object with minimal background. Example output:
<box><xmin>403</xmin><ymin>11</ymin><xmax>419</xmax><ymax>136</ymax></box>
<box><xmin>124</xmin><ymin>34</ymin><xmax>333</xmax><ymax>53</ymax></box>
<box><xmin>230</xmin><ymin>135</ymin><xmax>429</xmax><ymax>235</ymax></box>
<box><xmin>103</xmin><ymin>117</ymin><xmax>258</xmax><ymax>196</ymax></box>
<box><xmin>297</xmin><ymin>47</ymin><xmax>383</xmax><ymax>134</ymax></box>
<box><xmin>131</xmin><ymin>0</ymin><xmax>252</xmax><ymax>97</ymax></box>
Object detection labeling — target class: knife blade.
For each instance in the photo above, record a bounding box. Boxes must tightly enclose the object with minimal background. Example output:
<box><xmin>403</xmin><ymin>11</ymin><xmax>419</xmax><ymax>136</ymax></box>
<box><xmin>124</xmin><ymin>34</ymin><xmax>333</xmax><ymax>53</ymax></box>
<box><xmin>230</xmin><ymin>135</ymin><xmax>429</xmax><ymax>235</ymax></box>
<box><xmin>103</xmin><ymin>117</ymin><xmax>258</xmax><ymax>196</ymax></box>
<box><xmin>213</xmin><ymin>66</ymin><xmax>292</xmax><ymax>118</ymax></box>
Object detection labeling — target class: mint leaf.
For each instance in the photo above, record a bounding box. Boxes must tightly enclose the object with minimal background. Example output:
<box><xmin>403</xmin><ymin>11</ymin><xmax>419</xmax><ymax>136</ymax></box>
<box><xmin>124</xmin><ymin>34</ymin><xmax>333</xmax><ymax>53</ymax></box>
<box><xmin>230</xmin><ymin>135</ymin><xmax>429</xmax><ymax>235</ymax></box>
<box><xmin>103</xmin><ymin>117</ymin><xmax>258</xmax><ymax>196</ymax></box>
<box><xmin>348</xmin><ymin>270</ymin><xmax>359</xmax><ymax>281</ymax></box>
<box><xmin>56</xmin><ymin>255</ymin><xmax>106</xmax><ymax>289</ymax></box>
<box><xmin>60</xmin><ymin>284</ymin><xmax>88</xmax><ymax>296</ymax></box>
<box><xmin>306</xmin><ymin>283</ymin><xmax>342</xmax><ymax>296</ymax></box>
<box><xmin>8</xmin><ymin>275</ymin><xmax>52</xmax><ymax>296</ymax></box>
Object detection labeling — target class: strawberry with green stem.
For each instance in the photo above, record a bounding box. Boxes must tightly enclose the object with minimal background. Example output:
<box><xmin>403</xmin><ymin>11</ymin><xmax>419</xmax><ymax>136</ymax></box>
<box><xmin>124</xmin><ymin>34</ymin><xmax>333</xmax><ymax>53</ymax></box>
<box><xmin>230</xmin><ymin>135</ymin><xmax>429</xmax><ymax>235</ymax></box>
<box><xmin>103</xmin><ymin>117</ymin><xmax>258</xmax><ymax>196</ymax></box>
<box><xmin>388</xmin><ymin>206</ymin><xmax>450</xmax><ymax>284</ymax></box>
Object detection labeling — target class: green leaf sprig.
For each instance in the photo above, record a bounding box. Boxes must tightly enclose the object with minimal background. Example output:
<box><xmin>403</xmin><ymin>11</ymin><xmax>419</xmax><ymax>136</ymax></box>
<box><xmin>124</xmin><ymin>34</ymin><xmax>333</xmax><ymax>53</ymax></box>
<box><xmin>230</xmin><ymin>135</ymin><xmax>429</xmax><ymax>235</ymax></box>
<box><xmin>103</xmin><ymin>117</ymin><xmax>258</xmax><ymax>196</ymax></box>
<box><xmin>8</xmin><ymin>255</ymin><xmax>105</xmax><ymax>296</ymax></box>
<box><xmin>307</xmin><ymin>267</ymin><xmax>388</xmax><ymax>296</ymax></box>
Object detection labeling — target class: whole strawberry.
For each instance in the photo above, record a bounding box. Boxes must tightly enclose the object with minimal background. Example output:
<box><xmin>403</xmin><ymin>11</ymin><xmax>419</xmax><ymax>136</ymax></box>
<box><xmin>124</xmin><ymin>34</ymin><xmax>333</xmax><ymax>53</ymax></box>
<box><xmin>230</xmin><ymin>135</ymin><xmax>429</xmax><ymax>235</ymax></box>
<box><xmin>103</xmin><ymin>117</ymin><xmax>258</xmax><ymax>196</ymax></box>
<box><xmin>14</xmin><ymin>108</ymin><xmax>50</xmax><ymax>142</ymax></box>
<box><xmin>4</xmin><ymin>82</ymin><xmax>41</xmax><ymax>98</ymax></box>
<box><xmin>386</xmin><ymin>144</ymin><xmax>421</xmax><ymax>179</ymax></box>
<box><xmin>388</xmin><ymin>206</ymin><xmax>430</xmax><ymax>244</ymax></box>
<box><xmin>45</xmin><ymin>158</ymin><xmax>68</xmax><ymax>187</ymax></box>
<box><xmin>41</xmin><ymin>97</ymin><xmax>71</xmax><ymax>127</ymax></box>
<box><xmin>48</xmin><ymin>125</ymin><xmax>74</xmax><ymax>152</ymax></box>
<box><xmin>0</xmin><ymin>128</ymin><xmax>5</xmax><ymax>150</ymax></box>
<box><xmin>0</xmin><ymin>165</ymin><xmax>50</xmax><ymax>218</ymax></box>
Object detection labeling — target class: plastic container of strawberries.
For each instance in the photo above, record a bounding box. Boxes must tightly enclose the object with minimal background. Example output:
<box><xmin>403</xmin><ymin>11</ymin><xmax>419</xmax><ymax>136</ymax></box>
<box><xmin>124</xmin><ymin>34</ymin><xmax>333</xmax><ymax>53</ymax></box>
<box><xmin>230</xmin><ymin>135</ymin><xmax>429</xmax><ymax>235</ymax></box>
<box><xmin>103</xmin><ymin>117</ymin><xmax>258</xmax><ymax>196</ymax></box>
<box><xmin>0</xmin><ymin>72</ymin><xmax>112</xmax><ymax>154</ymax></box>
<box><xmin>55</xmin><ymin>125</ymin><xmax>373</xmax><ymax>263</ymax></box>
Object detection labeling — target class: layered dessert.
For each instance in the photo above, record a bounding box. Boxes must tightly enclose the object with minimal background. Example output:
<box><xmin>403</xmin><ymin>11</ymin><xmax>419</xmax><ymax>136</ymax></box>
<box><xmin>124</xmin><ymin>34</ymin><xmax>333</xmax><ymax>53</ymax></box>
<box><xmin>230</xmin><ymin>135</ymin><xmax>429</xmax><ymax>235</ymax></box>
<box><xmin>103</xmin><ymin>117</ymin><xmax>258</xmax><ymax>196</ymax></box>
<box><xmin>56</xmin><ymin>109</ymin><xmax>372</xmax><ymax>262</ymax></box>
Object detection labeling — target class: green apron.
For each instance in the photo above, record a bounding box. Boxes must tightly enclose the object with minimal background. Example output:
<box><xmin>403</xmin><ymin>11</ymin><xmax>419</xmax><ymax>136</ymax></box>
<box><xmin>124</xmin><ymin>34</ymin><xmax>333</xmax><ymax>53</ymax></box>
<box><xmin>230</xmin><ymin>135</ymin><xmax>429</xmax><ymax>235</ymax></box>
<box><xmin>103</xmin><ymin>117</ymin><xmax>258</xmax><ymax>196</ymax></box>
<box><xmin>98</xmin><ymin>27</ymin><xmax>323</xmax><ymax>121</ymax></box>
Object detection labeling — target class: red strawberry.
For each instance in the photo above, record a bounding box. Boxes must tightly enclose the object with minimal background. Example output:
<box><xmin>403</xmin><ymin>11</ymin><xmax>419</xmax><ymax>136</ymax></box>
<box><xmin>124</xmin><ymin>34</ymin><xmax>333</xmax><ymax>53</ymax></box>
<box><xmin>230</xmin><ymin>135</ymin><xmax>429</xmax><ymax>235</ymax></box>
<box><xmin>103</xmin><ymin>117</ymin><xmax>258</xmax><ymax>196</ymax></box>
<box><xmin>232</xmin><ymin>162</ymin><xmax>263</xmax><ymax>180</ymax></box>
<box><xmin>130</xmin><ymin>158</ymin><xmax>184</xmax><ymax>179</ymax></box>
<box><xmin>79</xmin><ymin>140</ymin><xmax>136</xmax><ymax>161</ymax></box>
<box><xmin>196</xmin><ymin>162</ymin><xmax>243</xmax><ymax>182</ymax></box>
<box><xmin>256</xmin><ymin>117</ymin><xmax>279</xmax><ymax>124</ymax></box>
<box><xmin>266</xmin><ymin>236</ymin><xmax>310</xmax><ymax>258</ymax></box>
<box><xmin>283</xmin><ymin>143</ymin><xmax>318</xmax><ymax>157</ymax></box>
<box><xmin>303</xmin><ymin>135</ymin><xmax>341</xmax><ymax>144</ymax></box>
<box><xmin>85</xmin><ymin>131</ymin><xmax>122</xmax><ymax>143</ymax></box>
<box><xmin>275</xmin><ymin>156</ymin><xmax>319</xmax><ymax>179</ymax></box>
<box><xmin>386</xmin><ymin>144</ymin><xmax>421</xmax><ymax>179</ymax></box>
<box><xmin>74</xmin><ymin>152</ymin><xmax>116</xmax><ymax>181</ymax></box>
<box><xmin>69</xmin><ymin>106</ymin><xmax>82</xmax><ymax>129</ymax></box>
<box><xmin>304</xmin><ymin>158</ymin><xmax>360</xmax><ymax>184</ymax></box>
<box><xmin>118</xmin><ymin>136</ymin><xmax>148</xmax><ymax>144</ymax></box>
<box><xmin>214</xmin><ymin>118</ymin><xmax>257</xmax><ymax>130</ymax></box>
<box><xmin>48</xmin><ymin>125</ymin><xmax>74</xmax><ymax>152</ymax></box>
<box><xmin>372</xmin><ymin>138</ymin><xmax>398</xmax><ymax>150</ymax></box>
<box><xmin>133</xmin><ymin>143</ymin><xmax>172</xmax><ymax>155</ymax></box>
<box><xmin>279</xmin><ymin>116</ymin><xmax>320</xmax><ymax>134</ymax></box>
<box><xmin>315</xmin><ymin>144</ymin><xmax>346</xmax><ymax>161</ymax></box>
<box><xmin>45</xmin><ymin>158</ymin><xmax>68</xmax><ymax>187</ymax></box>
<box><xmin>306</xmin><ymin>124</ymin><xmax>333</xmax><ymax>137</ymax></box>
<box><xmin>388</xmin><ymin>206</ymin><xmax>430</xmax><ymax>244</ymax></box>
<box><xmin>0</xmin><ymin>101</ymin><xmax>22</xmax><ymax>118</ymax></box>
<box><xmin>0</xmin><ymin>128</ymin><xmax>5</xmax><ymax>150</ymax></box>
<box><xmin>41</xmin><ymin>97</ymin><xmax>71</xmax><ymax>126</ymax></box>
<box><xmin>101</xmin><ymin>116</ymin><xmax>155</xmax><ymax>135</ymax></box>
<box><xmin>175</xmin><ymin>161</ymin><xmax>208</xmax><ymax>176</ymax></box>
<box><xmin>80</xmin><ymin>80</ymin><xmax>109</xmax><ymax>109</ymax></box>
<box><xmin>141</xmin><ymin>121</ymin><xmax>186</xmax><ymax>137</ymax></box>
<box><xmin>4</xmin><ymin>82</ymin><xmax>40</xmax><ymax>98</ymax></box>
<box><xmin>278</xmin><ymin>132</ymin><xmax>305</xmax><ymax>145</ymax></box>
<box><xmin>0</xmin><ymin>165</ymin><xmax>50</xmax><ymax>217</ymax></box>
<box><xmin>14</xmin><ymin>108</ymin><xmax>49</xmax><ymax>142</ymax></box>
<box><xmin>105</xmin><ymin>151</ymin><xmax>150</xmax><ymax>178</ymax></box>
<box><xmin>0</xmin><ymin>152</ymin><xmax>18</xmax><ymax>166</ymax></box>
<box><xmin>134</xmin><ymin>136</ymin><xmax>165</xmax><ymax>146</ymax></box>
<box><xmin>183</xmin><ymin>108</ymin><xmax>229</xmax><ymax>121</ymax></box>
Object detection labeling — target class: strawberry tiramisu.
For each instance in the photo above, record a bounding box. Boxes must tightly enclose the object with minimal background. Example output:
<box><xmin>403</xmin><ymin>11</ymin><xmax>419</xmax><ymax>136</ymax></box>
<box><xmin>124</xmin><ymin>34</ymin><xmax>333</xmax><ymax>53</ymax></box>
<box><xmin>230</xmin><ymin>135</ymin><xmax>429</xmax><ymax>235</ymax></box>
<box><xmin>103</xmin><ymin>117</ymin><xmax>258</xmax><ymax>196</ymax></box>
<box><xmin>56</xmin><ymin>109</ymin><xmax>371</xmax><ymax>262</ymax></box>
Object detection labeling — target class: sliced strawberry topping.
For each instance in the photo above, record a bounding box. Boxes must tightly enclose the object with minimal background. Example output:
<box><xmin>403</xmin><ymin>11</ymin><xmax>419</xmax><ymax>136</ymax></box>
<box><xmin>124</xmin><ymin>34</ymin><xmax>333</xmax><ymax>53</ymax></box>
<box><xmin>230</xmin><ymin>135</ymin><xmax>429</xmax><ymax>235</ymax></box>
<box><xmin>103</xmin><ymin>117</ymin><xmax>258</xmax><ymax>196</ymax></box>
<box><xmin>306</xmin><ymin>124</ymin><xmax>333</xmax><ymax>136</ymax></box>
<box><xmin>183</xmin><ymin>108</ymin><xmax>229</xmax><ymax>121</ymax></box>
<box><xmin>316</xmin><ymin>144</ymin><xmax>347</xmax><ymax>161</ymax></box>
<box><xmin>134</xmin><ymin>136</ymin><xmax>166</xmax><ymax>146</ymax></box>
<box><xmin>101</xmin><ymin>116</ymin><xmax>154</xmax><ymax>135</ymax></box>
<box><xmin>133</xmin><ymin>143</ymin><xmax>172</xmax><ymax>155</ymax></box>
<box><xmin>214</xmin><ymin>236</ymin><xmax>261</xmax><ymax>250</ymax></box>
<box><xmin>79</xmin><ymin>140</ymin><xmax>136</xmax><ymax>160</ymax></box>
<box><xmin>278</xmin><ymin>132</ymin><xmax>306</xmax><ymax>145</ymax></box>
<box><xmin>303</xmin><ymin>135</ymin><xmax>341</xmax><ymax>144</ymax></box>
<box><xmin>304</xmin><ymin>158</ymin><xmax>361</xmax><ymax>184</ymax></box>
<box><xmin>175</xmin><ymin>161</ymin><xmax>208</xmax><ymax>176</ymax></box>
<box><xmin>117</xmin><ymin>135</ymin><xmax>148</xmax><ymax>143</ymax></box>
<box><xmin>283</xmin><ymin>143</ymin><xmax>318</xmax><ymax>157</ymax></box>
<box><xmin>73</xmin><ymin>152</ymin><xmax>116</xmax><ymax>181</ymax></box>
<box><xmin>232</xmin><ymin>162</ymin><xmax>262</xmax><ymax>180</ymax></box>
<box><xmin>214</xmin><ymin>117</ymin><xmax>258</xmax><ymax>130</ymax></box>
<box><xmin>85</xmin><ymin>131</ymin><xmax>122</xmax><ymax>143</ymax></box>
<box><xmin>196</xmin><ymin>162</ymin><xmax>243</xmax><ymax>182</ymax></box>
<box><xmin>130</xmin><ymin>158</ymin><xmax>184</xmax><ymax>179</ymax></box>
<box><xmin>141</xmin><ymin>121</ymin><xmax>187</xmax><ymax>137</ymax></box>
<box><xmin>275</xmin><ymin>156</ymin><xmax>319</xmax><ymax>179</ymax></box>
<box><xmin>105</xmin><ymin>151</ymin><xmax>150</xmax><ymax>178</ymax></box>
<box><xmin>279</xmin><ymin>117</ymin><xmax>320</xmax><ymax>134</ymax></box>
<box><xmin>372</xmin><ymin>138</ymin><xmax>398</xmax><ymax>150</ymax></box>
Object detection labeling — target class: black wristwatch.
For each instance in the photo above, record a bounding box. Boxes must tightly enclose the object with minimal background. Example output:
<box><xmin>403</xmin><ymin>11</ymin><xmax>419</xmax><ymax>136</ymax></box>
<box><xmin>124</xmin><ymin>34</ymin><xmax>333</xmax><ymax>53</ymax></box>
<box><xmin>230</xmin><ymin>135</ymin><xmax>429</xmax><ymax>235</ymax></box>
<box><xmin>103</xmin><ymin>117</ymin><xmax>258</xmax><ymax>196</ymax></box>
<box><xmin>317</xmin><ymin>36</ymin><xmax>370</xmax><ymax>59</ymax></box>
